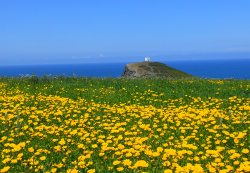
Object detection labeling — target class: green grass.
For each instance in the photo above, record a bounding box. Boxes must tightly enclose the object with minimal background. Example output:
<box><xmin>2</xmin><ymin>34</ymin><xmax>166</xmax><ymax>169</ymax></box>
<box><xmin>146</xmin><ymin>62</ymin><xmax>193</xmax><ymax>78</ymax></box>
<box><xmin>2</xmin><ymin>77</ymin><xmax>249</xmax><ymax>103</ymax></box>
<box><xmin>124</xmin><ymin>62</ymin><xmax>193</xmax><ymax>78</ymax></box>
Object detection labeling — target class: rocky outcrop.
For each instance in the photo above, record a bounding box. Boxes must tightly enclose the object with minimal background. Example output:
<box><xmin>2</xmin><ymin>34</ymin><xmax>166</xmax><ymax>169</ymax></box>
<box><xmin>122</xmin><ymin>62</ymin><xmax>192</xmax><ymax>78</ymax></box>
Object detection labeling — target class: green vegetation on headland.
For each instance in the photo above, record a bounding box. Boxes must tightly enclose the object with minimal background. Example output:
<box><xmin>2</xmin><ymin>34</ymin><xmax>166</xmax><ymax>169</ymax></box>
<box><xmin>122</xmin><ymin>62</ymin><xmax>193</xmax><ymax>78</ymax></box>
<box><xmin>0</xmin><ymin>77</ymin><xmax>250</xmax><ymax>172</ymax></box>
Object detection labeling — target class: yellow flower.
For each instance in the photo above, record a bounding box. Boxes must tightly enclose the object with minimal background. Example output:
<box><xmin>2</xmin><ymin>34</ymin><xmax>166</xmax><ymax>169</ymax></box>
<box><xmin>242</xmin><ymin>149</ymin><xmax>249</xmax><ymax>154</ymax></box>
<box><xmin>133</xmin><ymin>160</ymin><xmax>149</xmax><ymax>168</ymax></box>
<box><xmin>0</xmin><ymin>166</ymin><xmax>10</xmax><ymax>173</ymax></box>
<box><xmin>2</xmin><ymin>158</ymin><xmax>11</xmax><ymax>164</ymax></box>
<box><xmin>99</xmin><ymin>152</ymin><xmax>105</xmax><ymax>156</ymax></box>
<box><xmin>123</xmin><ymin>159</ymin><xmax>132</xmax><ymax>166</ymax></box>
<box><xmin>194</xmin><ymin>156</ymin><xmax>200</xmax><ymax>162</ymax></box>
<box><xmin>234</xmin><ymin>138</ymin><xmax>239</xmax><ymax>143</ymax></box>
<box><xmin>208</xmin><ymin>167</ymin><xmax>216</xmax><ymax>173</ymax></box>
<box><xmin>234</xmin><ymin>161</ymin><xmax>240</xmax><ymax>165</ymax></box>
<box><xmin>11</xmin><ymin>159</ymin><xmax>18</xmax><ymax>163</ymax></box>
<box><xmin>118</xmin><ymin>144</ymin><xmax>125</xmax><ymax>150</ymax></box>
<box><xmin>157</xmin><ymin>147</ymin><xmax>164</xmax><ymax>153</ymax></box>
<box><xmin>77</xmin><ymin>144</ymin><xmax>84</xmax><ymax>149</ymax></box>
<box><xmin>164</xmin><ymin>169</ymin><xmax>173</xmax><ymax>173</ymax></box>
<box><xmin>28</xmin><ymin>147</ymin><xmax>34</xmax><ymax>152</ymax></box>
<box><xmin>66</xmin><ymin>168</ymin><xmax>78</xmax><ymax>173</ymax></box>
<box><xmin>163</xmin><ymin>161</ymin><xmax>171</xmax><ymax>166</ymax></box>
<box><xmin>54</xmin><ymin>145</ymin><xmax>61</xmax><ymax>152</ymax></box>
<box><xmin>40</xmin><ymin>156</ymin><xmax>46</xmax><ymax>161</ymax></box>
<box><xmin>59</xmin><ymin>139</ymin><xmax>66</xmax><ymax>145</ymax></box>
<box><xmin>125</xmin><ymin>152</ymin><xmax>132</xmax><ymax>157</ymax></box>
<box><xmin>230</xmin><ymin>153</ymin><xmax>241</xmax><ymax>160</ymax></box>
<box><xmin>152</xmin><ymin>152</ymin><xmax>160</xmax><ymax>157</ymax></box>
<box><xmin>193</xmin><ymin>164</ymin><xmax>204</xmax><ymax>172</ymax></box>
<box><xmin>113</xmin><ymin>160</ymin><xmax>121</xmax><ymax>165</ymax></box>
<box><xmin>92</xmin><ymin>144</ymin><xmax>98</xmax><ymax>148</ymax></box>
<box><xmin>87</xmin><ymin>169</ymin><xmax>95</xmax><ymax>173</ymax></box>
<box><xmin>55</xmin><ymin>163</ymin><xmax>63</xmax><ymax>168</ymax></box>
<box><xmin>117</xmin><ymin>167</ymin><xmax>124</xmax><ymax>172</ymax></box>
<box><xmin>51</xmin><ymin>168</ymin><xmax>57</xmax><ymax>173</ymax></box>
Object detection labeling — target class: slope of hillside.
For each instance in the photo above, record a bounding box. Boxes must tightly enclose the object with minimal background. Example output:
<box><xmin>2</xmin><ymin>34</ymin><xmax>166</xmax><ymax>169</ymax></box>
<box><xmin>122</xmin><ymin>62</ymin><xmax>193</xmax><ymax>78</ymax></box>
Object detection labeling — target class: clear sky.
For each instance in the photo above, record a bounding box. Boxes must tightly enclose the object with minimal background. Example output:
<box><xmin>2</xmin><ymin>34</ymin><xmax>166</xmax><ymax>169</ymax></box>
<box><xmin>1</xmin><ymin>0</ymin><xmax>250</xmax><ymax>65</ymax></box>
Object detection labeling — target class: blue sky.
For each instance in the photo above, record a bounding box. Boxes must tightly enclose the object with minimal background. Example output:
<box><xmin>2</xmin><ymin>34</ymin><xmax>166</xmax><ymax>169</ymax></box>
<box><xmin>1</xmin><ymin>0</ymin><xmax>250</xmax><ymax>65</ymax></box>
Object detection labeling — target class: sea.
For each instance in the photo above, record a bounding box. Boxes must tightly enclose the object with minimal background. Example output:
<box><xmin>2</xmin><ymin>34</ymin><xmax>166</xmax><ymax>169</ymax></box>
<box><xmin>0</xmin><ymin>59</ymin><xmax>250</xmax><ymax>79</ymax></box>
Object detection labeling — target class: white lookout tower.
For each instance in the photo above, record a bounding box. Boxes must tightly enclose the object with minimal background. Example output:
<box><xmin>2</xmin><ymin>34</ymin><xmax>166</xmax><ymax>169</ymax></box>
<box><xmin>144</xmin><ymin>57</ymin><xmax>151</xmax><ymax>62</ymax></box>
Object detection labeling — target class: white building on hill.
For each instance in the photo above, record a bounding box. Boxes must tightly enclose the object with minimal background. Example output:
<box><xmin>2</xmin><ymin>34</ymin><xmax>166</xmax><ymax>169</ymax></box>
<box><xmin>144</xmin><ymin>57</ymin><xmax>151</xmax><ymax>62</ymax></box>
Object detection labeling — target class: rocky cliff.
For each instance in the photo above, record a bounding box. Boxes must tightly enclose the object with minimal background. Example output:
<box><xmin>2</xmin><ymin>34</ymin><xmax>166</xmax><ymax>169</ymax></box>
<box><xmin>122</xmin><ymin>62</ymin><xmax>192</xmax><ymax>78</ymax></box>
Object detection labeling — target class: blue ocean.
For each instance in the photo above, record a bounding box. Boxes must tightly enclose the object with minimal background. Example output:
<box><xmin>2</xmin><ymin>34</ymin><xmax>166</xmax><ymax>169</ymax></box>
<box><xmin>0</xmin><ymin>59</ymin><xmax>249</xmax><ymax>79</ymax></box>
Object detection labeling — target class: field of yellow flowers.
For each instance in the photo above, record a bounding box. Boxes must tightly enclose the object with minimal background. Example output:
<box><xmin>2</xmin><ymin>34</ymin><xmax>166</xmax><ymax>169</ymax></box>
<box><xmin>0</xmin><ymin>77</ymin><xmax>249</xmax><ymax>173</ymax></box>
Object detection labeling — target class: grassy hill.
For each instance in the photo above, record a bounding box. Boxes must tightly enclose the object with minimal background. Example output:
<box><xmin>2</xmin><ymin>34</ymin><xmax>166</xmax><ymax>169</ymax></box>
<box><xmin>122</xmin><ymin>62</ymin><xmax>193</xmax><ymax>78</ymax></box>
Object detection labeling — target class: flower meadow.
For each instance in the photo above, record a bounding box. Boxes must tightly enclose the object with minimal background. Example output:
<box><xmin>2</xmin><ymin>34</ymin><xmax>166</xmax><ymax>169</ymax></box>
<box><xmin>0</xmin><ymin>77</ymin><xmax>250</xmax><ymax>173</ymax></box>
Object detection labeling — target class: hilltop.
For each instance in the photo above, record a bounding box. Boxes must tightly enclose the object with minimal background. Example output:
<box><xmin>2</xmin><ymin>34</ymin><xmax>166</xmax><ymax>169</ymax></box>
<box><xmin>122</xmin><ymin>61</ymin><xmax>192</xmax><ymax>78</ymax></box>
